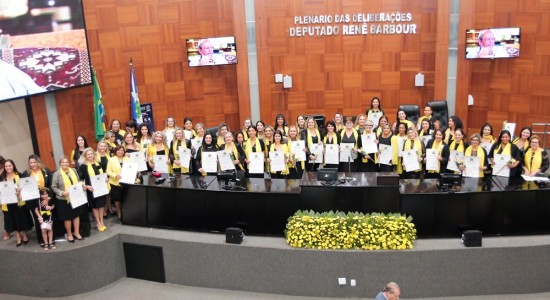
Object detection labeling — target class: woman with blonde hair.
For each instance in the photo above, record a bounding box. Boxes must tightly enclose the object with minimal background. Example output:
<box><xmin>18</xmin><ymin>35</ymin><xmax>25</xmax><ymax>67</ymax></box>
<box><xmin>147</xmin><ymin>131</ymin><xmax>171</xmax><ymax>173</ymax></box>
<box><xmin>170</xmin><ymin>127</ymin><xmax>190</xmax><ymax>174</ymax></box>
<box><xmin>78</xmin><ymin>147</ymin><xmax>107</xmax><ymax>232</ymax></box>
<box><xmin>106</xmin><ymin>145</ymin><xmax>130</xmax><ymax>219</ymax></box>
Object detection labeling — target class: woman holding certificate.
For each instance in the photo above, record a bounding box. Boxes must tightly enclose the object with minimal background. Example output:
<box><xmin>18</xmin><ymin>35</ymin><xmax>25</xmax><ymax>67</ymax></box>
<box><xmin>488</xmin><ymin>130</ymin><xmax>521</xmax><ymax>177</ymax></box>
<box><xmin>358</xmin><ymin>120</ymin><xmax>379</xmax><ymax>172</ymax></box>
<box><xmin>444</xmin><ymin>116</ymin><xmax>463</xmax><ymax>145</ymax></box>
<box><xmin>190</xmin><ymin>123</ymin><xmax>206</xmax><ymax>175</ymax></box>
<box><xmin>323</xmin><ymin>121</ymin><xmax>340</xmax><ymax>169</ymax></box>
<box><xmin>78</xmin><ymin>148</ymin><xmax>107</xmax><ymax>232</ymax></box>
<box><xmin>123</xmin><ymin>132</ymin><xmax>142</xmax><ymax>154</ymax></box>
<box><xmin>513</xmin><ymin>127</ymin><xmax>532</xmax><ymax>169</ymax></box>
<box><xmin>424</xmin><ymin>129</ymin><xmax>450</xmax><ymax>179</ymax></box>
<box><xmin>287</xmin><ymin>125</ymin><xmax>305</xmax><ymax>179</ymax></box>
<box><xmin>219</xmin><ymin>132</ymin><xmax>245</xmax><ymax>171</ymax></box>
<box><xmin>170</xmin><ymin>128</ymin><xmax>191</xmax><ymax>174</ymax></box>
<box><xmin>70</xmin><ymin>135</ymin><xmax>89</xmax><ymax>168</ymax></box>
<box><xmin>162</xmin><ymin>117</ymin><xmax>177</xmax><ymax>146</ymax></box>
<box><xmin>339</xmin><ymin>117</ymin><xmax>361</xmax><ymax>172</ymax></box>
<box><xmin>392</xmin><ymin>110</ymin><xmax>415</xmax><ymax>134</ymax></box>
<box><xmin>106</xmin><ymin>145</ymin><xmax>130</xmax><ymax>220</ymax></box>
<box><xmin>136</xmin><ymin>123</ymin><xmax>153</xmax><ymax>150</ymax></box>
<box><xmin>446</xmin><ymin>129</ymin><xmax>469</xmax><ymax>174</ymax></box>
<box><xmin>391</xmin><ymin>122</ymin><xmax>408</xmax><ymax>176</ymax></box>
<box><xmin>418</xmin><ymin>119</ymin><xmax>433</xmax><ymax>145</ymax></box>
<box><xmin>267</xmin><ymin>130</ymin><xmax>290</xmax><ymax>178</ymax></box>
<box><xmin>274</xmin><ymin>114</ymin><xmax>289</xmax><ymax>137</ymax></box>
<box><xmin>21</xmin><ymin>154</ymin><xmax>52</xmax><ymax>247</ymax></box>
<box><xmin>182</xmin><ymin>117</ymin><xmax>197</xmax><ymax>141</ymax></box>
<box><xmin>354</xmin><ymin>114</ymin><xmax>367</xmax><ymax>135</ymax></box>
<box><xmin>51</xmin><ymin>155</ymin><xmax>84</xmax><ymax>242</ymax></box>
<box><xmin>2</xmin><ymin>159</ymin><xmax>33</xmax><ymax>247</ymax></box>
<box><xmin>459</xmin><ymin>134</ymin><xmax>489</xmax><ymax>178</ymax></box>
<box><xmin>378</xmin><ymin>124</ymin><xmax>394</xmax><ymax>172</ymax></box>
<box><xmin>334</xmin><ymin>113</ymin><xmax>344</xmax><ymax>133</ymax></box>
<box><xmin>147</xmin><ymin>131</ymin><xmax>171</xmax><ymax>174</ymax></box>
<box><xmin>109</xmin><ymin>119</ymin><xmax>126</xmax><ymax>146</ymax></box>
<box><xmin>366</xmin><ymin>97</ymin><xmax>384</xmax><ymax>128</ymax></box>
<box><xmin>216</xmin><ymin>123</ymin><xmax>230</xmax><ymax>148</ymax></box>
<box><xmin>304</xmin><ymin>117</ymin><xmax>323</xmax><ymax>172</ymax></box>
<box><xmin>244</xmin><ymin>125</ymin><xmax>266</xmax><ymax>178</ymax></box>
<box><xmin>195</xmin><ymin>133</ymin><xmax>220</xmax><ymax>176</ymax></box>
<box><xmin>522</xmin><ymin>135</ymin><xmax>549</xmax><ymax>176</ymax></box>
<box><xmin>401</xmin><ymin>128</ymin><xmax>425</xmax><ymax>179</ymax></box>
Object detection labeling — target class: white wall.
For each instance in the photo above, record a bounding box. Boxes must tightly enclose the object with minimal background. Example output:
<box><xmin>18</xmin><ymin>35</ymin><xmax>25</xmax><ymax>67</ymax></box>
<box><xmin>0</xmin><ymin>100</ymin><xmax>34</xmax><ymax>170</ymax></box>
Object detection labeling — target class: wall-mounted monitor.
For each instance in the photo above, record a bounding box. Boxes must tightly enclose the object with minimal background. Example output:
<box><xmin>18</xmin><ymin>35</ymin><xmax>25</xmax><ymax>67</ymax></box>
<box><xmin>0</xmin><ymin>0</ymin><xmax>92</xmax><ymax>102</ymax></box>
<box><xmin>465</xmin><ymin>27</ymin><xmax>520</xmax><ymax>59</ymax></box>
<box><xmin>186</xmin><ymin>36</ymin><xmax>237</xmax><ymax>67</ymax></box>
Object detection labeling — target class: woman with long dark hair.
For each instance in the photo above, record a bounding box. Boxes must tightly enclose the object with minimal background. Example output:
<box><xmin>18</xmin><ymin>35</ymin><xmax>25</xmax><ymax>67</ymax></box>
<box><xmin>70</xmin><ymin>135</ymin><xmax>89</xmax><ymax>168</ymax></box>
<box><xmin>243</xmin><ymin>125</ymin><xmax>266</xmax><ymax>178</ymax></box>
<box><xmin>323</xmin><ymin>120</ymin><xmax>340</xmax><ymax>170</ymax></box>
<box><xmin>444</xmin><ymin>116</ymin><xmax>464</xmax><ymax>145</ymax></box>
<box><xmin>2</xmin><ymin>159</ymin><xmax>33</xmax><ymax>247</ymax></box>
<box><xmin>488</xmin><ymin>130</ymin><xmax>521</xmax><ymax>177</ymax></box>
<box><xmin>424</xmin><ymin>129</ymin><xmax>450</xmax><ymax>179</ymax></box>
<box><xmin>366</xmin><ymin>97</ymin><xmax>384</xmax><ymax>128</ymax></box>
<box><xmin>274</xmin><ymin>114</ymin><xmax>289</xmax><ymax>136</ymax></box>
<box><xmin>195</xmin><ymin>132</ymin><xmax>219</xmax><ymax>176</ymax></box>
<box><xmin>106</xmin><ymin>145</ymin><xmax>129</xmax><ymax>219</ymax></box>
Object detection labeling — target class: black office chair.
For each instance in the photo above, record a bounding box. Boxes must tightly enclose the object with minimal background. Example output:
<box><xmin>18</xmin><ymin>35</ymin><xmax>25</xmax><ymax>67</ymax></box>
<box><xmin>398</xmin><ymin>105</ymin><xmax>420</xmax><ymax>126</ymax></box>
<box><xmin>206</xmin><ymin>127</ymin><xmax>218</xmax><ymax>137</ymax></box>
<box><xmin>428</xmin><ymin>100</ymin><xmax>449</xmax><ymax>130</ymax></box>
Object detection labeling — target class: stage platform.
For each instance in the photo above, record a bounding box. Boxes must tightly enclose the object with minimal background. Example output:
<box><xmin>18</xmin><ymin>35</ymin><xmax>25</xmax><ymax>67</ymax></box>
<box><xmin>1</xmin><ymin>215</ymin><xmax>550</xmax><ymax>299</ymax></box>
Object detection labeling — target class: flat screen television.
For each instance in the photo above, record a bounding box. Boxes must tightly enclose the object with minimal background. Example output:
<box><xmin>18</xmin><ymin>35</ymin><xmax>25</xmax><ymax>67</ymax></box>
<box><xmin>186</xmin><ymin>36</ymin><xmax>237</xmax><ymax>67</ymax></box>
<box><xmin>0</xmin><ymin>0</ymin><xmax>92</xmax><ymax>102</ymax></box>
<box><xmin>465</xmin><ymin>27</ymin><xmax>520</xmax><ymax>59</ymax></box>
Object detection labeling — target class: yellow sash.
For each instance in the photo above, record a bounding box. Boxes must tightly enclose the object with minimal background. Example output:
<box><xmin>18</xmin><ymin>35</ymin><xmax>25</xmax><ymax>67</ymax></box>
<box><xmin>465</xmin><ymin>146</ymin><xmax>486</xmax><ymax>178</ymax></box>
<box><xmin>402</xmin><ymin>138</ymin><xmax>423</xmax><ymax>172</ymax></box>
<box><xmin>306</xmin><ymin>128</ymin><xmax>321</xmax><ymax>148</ymax></box>
<box><xmin>245</xmin><ymin>138</ymin><xmax>262</xmax><ymax>160</ymax></box>
<box><xmin>171</xmin><ymin>139</ymin><xmax>190</xmax><ymax>173</ymax></box>
<box><xmin>269</xmin><ymin>143</ymin><xmax>290</xmax><ymax>175</ymax></box>
<box><xmin>427</xmin><ymin>140</ymin><xmax>444</xmax><ymax>173</ymax></box>
<box><xmin>524</xmin><ymin>148</ymin><xmax>542</xmax><ymax>174</ymax></box>
<box><xmin>60</xmin><ymin>168</ymin><xmax>78</xmax><ymax>203</ymax></box>
<box><xmin>449</xmin><ymin>140</ymin><xmax>465</xmax><ymax>153</ymax></box>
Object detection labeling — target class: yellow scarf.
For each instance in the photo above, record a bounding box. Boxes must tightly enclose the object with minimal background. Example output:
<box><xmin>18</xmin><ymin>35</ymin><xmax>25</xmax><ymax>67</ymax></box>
<box><xmin>30</xmin><ymin>169</ymin><xmax>45</xmax><ymax>188</ymax></box>
<box><xmin>427</xmin><ymin>140</ymin><xmax>444</xmax><ymax>173</ymax></box>
<box><xmin>242</xmin><ymin>129</ymin><xmax>249</xmax><ymax>141</ymax></box>
<box><xmin>402</xmin><ymin>138</ymin><xmax>423</xmax><ymax>172</ymax></box>
<box><xmin>287</xmin><ymin>137</ymin><xmax>305</xmax><ymax>170</ymax></box>
<box><xmin>449</xmin><ymin>140</ymin><xmax>465</xmax><ymax>153</ymax></box>
<box><xmin>513</xmin><ymin>137</ymin><xmax>530</xmax><ymax>151</ymax></box>
<box><xmin>336</xmin><ymin>124</ymin><xmax>344</xmax><ymax>132</ymax></box>
<box><xmin>1</xmin><ymin>174</ymin><xmax>24</xmax><ymax>211</ymax></box>
<box><xmin>225</xmin><ymin>143</ymin><xmax>243</xmax><ymax>170</ymax></box>
<box><xmin>323</xmin><ymin>132</ymin><xmax>338</xmax><ymax>144</ymax></box>
<box><xmin>524</xmin><ymin>148</ymin><xmax>543</xmax><ymax>174</ymax></box>
<box><xmin>361</xmin><ymin>132</ymin><xmax>378</xmax><ymax>163</ymax></box>
<box><xmin>340</xmin><ymin>129</ymin><xmax>359</xmax><ymax>147</ymax></box>
<box><xmin>482</xmin><ymin>134</ymin><xmax>495</xmax><ymax>143</ymax></box>
<box><xmin>306</xmin><ymin>128</ymin><xmax>321</xmax><ymax>148</ymax></box>
<box><xmin>60</xmin><ymin>168</ymin><xmax>78</xmax><ymax>203</ymax></box>
<box><xmin>171</xmin><ymin>139</ymin><xmax>190</xmax><ymax>173</ymax></box>
<box><xmin>216</xmin><ymin>136</ymin><xmax>225</xmax><ymax>148</ymax></box>
<box><xmin>465</xmin><ymin>146</ymin><xmax>486</xmax><ymax>178</ymax></box>
<box><xmin>269</xmin><ymin>143</ymin><xmax>290</xmax><ymax>175</ymax></box>
<box><xmin>495</xmin><ymin>142</ymin><xmax>512</xmax><ymax>156</ymax></box>
<box><xmin>245</xmin><ymin>138</ymin><xmax>262</xmax><ymax>160</ymax></box>
<box><xmin>444</xmin><ymin>128</ymin><xmax>454</xmax><ymax>144</ymax></box>
<box><xmin>87</xmin><ymin>161</ymin><xmax>103</xmax><ymax>182</ymax></box>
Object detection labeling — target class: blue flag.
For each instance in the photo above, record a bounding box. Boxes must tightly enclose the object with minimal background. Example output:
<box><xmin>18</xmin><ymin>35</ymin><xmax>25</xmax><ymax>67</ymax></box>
<box><xmin>130</xmin><ymin>61</ymin><xmax>143</xmax><ymax>124</ymax></box>
<box><xmin>93</xmin><ymin>69</ymin><xmax>106</xmax><ymax>141</ymax></box>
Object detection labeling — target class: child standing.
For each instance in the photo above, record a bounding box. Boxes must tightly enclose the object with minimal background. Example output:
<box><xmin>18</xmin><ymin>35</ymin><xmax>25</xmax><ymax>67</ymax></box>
<box><xmin>35</xmin><ymin>188</ymin><xmax>55</xmax><ymax>250</ymax></box>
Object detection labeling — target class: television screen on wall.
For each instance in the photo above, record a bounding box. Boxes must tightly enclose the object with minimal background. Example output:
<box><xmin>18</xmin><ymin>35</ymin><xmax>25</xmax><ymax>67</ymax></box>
<box><xmin>186</xmin><ymin>36</ymin><xmax>237</xmax><ymax>67</ymax></box>
<box><xmin>0</xmin><ymin>0</ymin><xmax>92</xmax><ymax>102</ymax></box>
<box><xmin>465</xmin><ymin>27</ymin><xmax>520</xmax><ymax>59</ymax></box>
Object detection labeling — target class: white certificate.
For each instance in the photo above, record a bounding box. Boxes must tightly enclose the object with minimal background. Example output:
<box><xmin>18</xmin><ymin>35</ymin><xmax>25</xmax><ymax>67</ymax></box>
<box><xmin>447</xmin><ymin>150</ymin><xmax>464</xmax><ymax>172</ymax></box>
<box><xmin>165</xmin><ymin>130</ymin><xmax>175</xmax><ymax>146</ymax></box>
<box><xmin>368</xmin><ymin>111</ymin><xmax>382</xmax><ymax>127</ymax></box>
<box><xmin>120</xmin><ymin>162</ymin><xmax>139</xmax><ymax>184</ymax></box>
<box><xmin>191</xmin><ymin>138</ymin><xmax>203</xmax><ymax>158</ymax></box>
<box><xmin>0</xmin><ymin>181</ymin><xmax>18</xmax><ymax>205</ymax></box>
<box><xmin>91</xmin><ymin>173</ymin><xmax>109</xmax><ymax>198</ymax></box>
<box><xmin>463</xmin><ymin>156</ymin><xmax>480</xmax><ymax>178</ymax></box>
<box><xmin>361</xmin><ymin>133</ymin><xmax>378</xmax><ymax>154</ymax></box>
<box><xmin>68</xmin><ymin>184</ymin><xmax>88</xmax><ymax>209</ymax></box>
<box><xmin>481</xmin><ymin>142</ymin><xmax>493</xmax><ymax>155</ymax></box>
<box><xmin>217</xmin><ymin>150</ymin><xmax>236</xmax><ymax>171</ymax></box>
<box><xmin>378</xmin><ymin>144</ymin><xmax>392</xmax><ymax>166</ymax></box>
<box><xmin>201</xmin><ymin>152</ymin><xmax>218</xmax><ymax>173</ymax></box>
<box><xmin>425</xmin><ymin>149</ymin><xmax>440</xmax><ymax>171</ymax></box>
<box><xmin>309</xmin><ymin>144</ymin><xmax>323</xmax><ymax>163</ymax></box>
<box><xmin>178</xmin><ymin>148</ymin><xmax>192</xmax><ymax>169</ymax></box>
<box><xmin>324</xmin><ymin>144</ymin><xmax>339</xmax><ymax>165</ymax></box>
<box><xmin>19</xmin><ymin>177</ymin><xmax>40</xmax><ymax>201</ymax></box>
<box><xmin>248</xmin><ymin>152</ymin><xmax>265</xmax><ymax>174</ymax></box>
<box><xmin>493</xmin><ymin>154</ymin><xmax>511</xmax><ymax>177</ymax></box>
<box><xmin>503</xmin><ymin>122</ymin><xmax>516</xmax><ymax>138</ymax></box>
<box><xmin>153</xmin><ymin>155</ymin><xmax>169</xmax><ymax>173</ymax></box>
<box><xmin>291</xmin><ymin>141</ymin><xmax>306</xmax><ymax>161</ymax></box>
<box><xmin>397</xmin><ymin>136</ymin><xmax>407</xmax><ymax>157</ymax></box>
<box><xmin>269</xmin><ymin>151</ymin><xmax>286</xmax><ymax>172</ymax></box>
<box><xmin>340</xmin><ymin>143</ymin><xmax>355</xmax><ymax>162</ymax></box>
<box><xmin>419</xmin><ymin>135</ymin><xmax>431</xmax><ymax>147</ymax></box>
<box><xmin>402</xmin><ymin>149</ymin><xmax>420</xmax><ymax>172</ymax></box>
<box><xmin>128</xmin><ymin>151</ymin><xmax>148</xmax><ymax>172</ymax></box>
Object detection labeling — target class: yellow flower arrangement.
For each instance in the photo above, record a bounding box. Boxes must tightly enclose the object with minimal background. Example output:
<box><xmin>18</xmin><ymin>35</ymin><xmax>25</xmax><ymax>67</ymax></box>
<box><xmin>285</xmin><ymin>210</ymin><xmax>416</xmax><ymax>250</ymax></box>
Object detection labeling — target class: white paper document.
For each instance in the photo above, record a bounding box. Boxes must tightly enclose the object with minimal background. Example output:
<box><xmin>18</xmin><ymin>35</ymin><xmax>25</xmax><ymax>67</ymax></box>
<box><xmin>324</xmin><ymin>144</ymin><xmax>339</xmax><ymax>165</ymax></box>
<box><xmin>177</xmin><ymin>148</ymin><xmax>192</xmax><ymax>169</ymax></box>
<box><xmin>201</xmin><ymin>152</ymin><xmax>218</xmax><ymax>173</ymax></box>
<box><xmin>19</xmin><ymin>177</ymin><xmax>40</xmax><ymax>201</ymax></box>
<box><xmin>309</xmin><ymin>144</ymin><xmax>323</xmax><ymax>163</ymax></box>
<box><xmin>217</xmin><ymin>150</ymin><xmax>236</xmax><ymax>171</ymax></box>
<box><xmin>447</xmin><ymin>150</ymin><xmax>464</xmax><ymax>172</ymax></box>
<box><xmin>340</xmin><ymin>143</ymin><xmax>355</xmax><ymax>162</ymax></box>
<box><xmin>397</xmin><ymin>136</ymin><xmax>407</xmax><ymax>157</ymax></box>
<box><xmin>248</xmin><ymin>152</ymin><xmax>265</xmax><ymax>174</ymax></box>
<box><xmin>269</xmin><ymin>151</ymin><xmax>286</xmax><ymax>172</ymax></box>
<box><xmin>69</xmin><ymin>184</ymin><xmax>88</xmax><ymax>209</ymax></box>
<box><xmin>153</xmin><ymin>155</ymin><xmax>169</xmax><ymax>173</ymax></box>
<box><xmin>361</xmin><ymin>133</ymin><xmax>378</xmax><ymax>154</ymax></box>
<box><xmin>120</xmin><ymin>162</ymin><xmax>139</xmax><ymax>184</ymax></box>
<box><xmin>402</xmin><ymin>149</ymin><xmax>420</xmax><ymax>172</ymax></box>
<box><xmin>368</xmin><ymin>111</ymin><xmax>382</xmax><ymax>127</ymax></box>
<box><xmin>91</xmin><ymin>173</ymin><xmax>109</xmax><ymax>198</ymax></box>
<box><xmin>378</xmin><ymin>144</ymin><xmax>392</xmax><ymax>166</ymax></box>
<box><xmin>0</xmin><ymin>181</ymin><xmax>18</xmax><ymax>205</ymax></box>
<box><xmin>493</xmin><ymin>154</ymin><xmax>511</xmax><ymax>177</ymax></box>
<box><xmin>481</xmin><ymin>142</ymin><xmax>493</xmax><ymax>155</ymax></box>
<box><xmin>425</xmin><ymin>149</ymin><xmax>440</xmax><ymax>171</ymax></box>
<box><xmin>463</xmin><ymin>156</ymin><xmax>481</xmax><ymax>178</ymax></box>
<box><xmin>291</xmin><ymin>141</ymin><xmax>306</xmax><ymax>162</ymax></box>
<box><xmin>190</xmin><ymin>138</ymin><xmax>203</xmax><ymax>158</ymax></box>
<box><xmin>128</xmin><ymin>151</ymin><xmax>148</xmax><ymax>172</ymax></box>
<box><xmin>419</xmin><ymin>135</ymin><xmax>431</xmax><ymax>147</ymax></box>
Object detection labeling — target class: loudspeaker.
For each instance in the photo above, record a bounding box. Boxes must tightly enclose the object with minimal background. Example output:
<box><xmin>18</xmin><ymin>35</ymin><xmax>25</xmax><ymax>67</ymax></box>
<box><xmin>462</xmin><ymin>230</ymin><xmax>482</xmax><ymax>247</ymax></box>
<box><xmin>226</xmin><ymin>227</ymin><xmax>244</xmax><ymax>244</ymax></box>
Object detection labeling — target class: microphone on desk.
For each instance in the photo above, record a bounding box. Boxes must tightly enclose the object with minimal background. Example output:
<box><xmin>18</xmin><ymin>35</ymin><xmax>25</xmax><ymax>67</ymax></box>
<box><xmin>343</xmin><ymin>153</ymin><xmax>355</xmax><ymax>181</ymax></box>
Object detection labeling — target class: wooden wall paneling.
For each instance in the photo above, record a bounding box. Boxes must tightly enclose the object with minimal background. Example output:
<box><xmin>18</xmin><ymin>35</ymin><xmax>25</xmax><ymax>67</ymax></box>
<box><xmin>433</xmin><ymin>0</ymin><xmax>449</xmax><ymax>100</ymax></box>
<box><xmin>30</xmin><ymin>97</ymin><xmax>55</xmax><ymax>170</ymax></box>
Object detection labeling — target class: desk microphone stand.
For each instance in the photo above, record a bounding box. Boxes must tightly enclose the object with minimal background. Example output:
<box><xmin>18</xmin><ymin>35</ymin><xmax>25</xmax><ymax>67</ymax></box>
<box><xmin>342</xmin><ymin>154</ymin><xmax>355</xmax><ymax>181</ymax></box>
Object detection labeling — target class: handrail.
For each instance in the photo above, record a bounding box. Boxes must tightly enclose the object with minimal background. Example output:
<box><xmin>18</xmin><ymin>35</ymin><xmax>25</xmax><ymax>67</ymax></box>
<box><xmin>531</xmin><ymin>122</ymin><xmax>550</xmax><ymax>149</ymax></box>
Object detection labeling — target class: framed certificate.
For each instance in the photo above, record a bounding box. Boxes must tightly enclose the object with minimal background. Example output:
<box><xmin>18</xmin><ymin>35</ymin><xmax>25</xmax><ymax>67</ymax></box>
<box><xmin>128</xmin><ymin>151</ymin><xmax>148</xmax><ymax>172</ymax></box>
<box><xmin>447</xmin><ymin>150</ymin><xmax>464</xmax><ymax>172</ymax></box>
<box><xmin>493</xmin><ymin>154</ymin><xmax>511</xmax><ymax>177</ymax></box>
<box><xmin>340</xmin><ymin>143</ymin><xmax>355</xmax><ymax>162</ymax></box>
<box><xmin>378</xmin><ymin>144</ymin><xmax>392</xmax><ymax>166</ymax></box>
<box><xmin>178</xmin><ymin>148</ymin><xmax>192</xmax><ymax>169</ymax></box>
<box><xmin>19</xmin><ymin>176</ymin><xmax>40</xmax><ymax>201</ymax></box>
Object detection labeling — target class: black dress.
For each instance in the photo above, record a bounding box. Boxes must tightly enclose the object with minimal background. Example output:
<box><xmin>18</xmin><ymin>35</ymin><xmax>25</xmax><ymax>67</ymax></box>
<box><xmin>78</xmin><ymin>163</ymin><xmax>107</xmax><ymax>209</ymax></box>
<box><xmin>3</xmin><ymin>178</ymin><xmax>33</xmax><ymax>232</ymax></box>
<box><xmin>378</xmin><ymin>134</ymin><xmax>394</xmax><ymax>172</ymax></box>
<box><xmin>21</xmin><ymin>168</ymin><xmax>52</xmax><ymax>244</ymax></box>
<box><xmin>339</xmin><ymin>130</ymin><xmax>362</xmax><ymax>172</ymax></box>
<box><xmin>194</xmin><ymin>144</ymin><xmax>219</xmax><ymax>176</ymax></box>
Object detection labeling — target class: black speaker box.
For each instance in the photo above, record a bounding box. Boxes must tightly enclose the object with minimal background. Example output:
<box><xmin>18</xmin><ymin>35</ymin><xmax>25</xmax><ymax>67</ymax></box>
<box><xmin>226</xmin><ymin>227</ymin><xmax>244</xmax><ymax>244</ymax></box>
<box><xmin>462</xmin><ymin>230</ymin><xmax>482</xmax><ymax>247</ymax></box>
